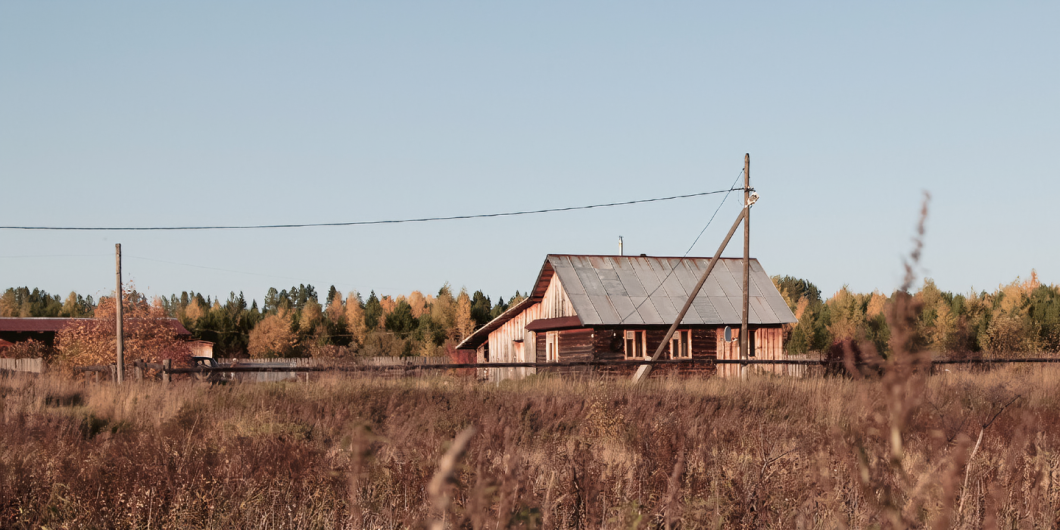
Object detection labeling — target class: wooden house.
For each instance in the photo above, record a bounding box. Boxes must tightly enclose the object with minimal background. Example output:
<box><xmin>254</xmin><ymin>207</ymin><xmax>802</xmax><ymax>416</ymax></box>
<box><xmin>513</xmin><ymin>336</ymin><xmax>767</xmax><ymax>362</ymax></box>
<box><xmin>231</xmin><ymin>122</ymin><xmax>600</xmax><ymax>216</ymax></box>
<box><xmin>456</xmin><ymin>254</ymin><xmax>798</xmax><ymax>381</ymax></box>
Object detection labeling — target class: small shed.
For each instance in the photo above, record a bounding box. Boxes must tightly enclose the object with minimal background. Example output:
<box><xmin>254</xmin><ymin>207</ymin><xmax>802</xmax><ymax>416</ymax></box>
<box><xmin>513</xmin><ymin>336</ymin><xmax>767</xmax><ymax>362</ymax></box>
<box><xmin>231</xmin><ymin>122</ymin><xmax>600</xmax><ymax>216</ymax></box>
<box><xmin>0</xmin><ymin>317</ymin><xmax>197</xmax><ymax>349</ymax></box>
<box><xmin>456</xmin><ymin>254</ymin><xmax>798</xmax><ymax>381</ymax></box>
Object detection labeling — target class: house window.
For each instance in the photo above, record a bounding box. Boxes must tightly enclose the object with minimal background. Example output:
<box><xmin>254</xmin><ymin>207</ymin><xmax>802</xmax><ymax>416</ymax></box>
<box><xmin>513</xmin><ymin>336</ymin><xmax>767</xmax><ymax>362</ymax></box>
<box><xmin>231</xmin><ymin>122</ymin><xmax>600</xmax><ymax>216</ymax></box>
<box><xmin>624</xmin><ymin>330</ymin><xmax>646</xmax><ymax>359</ymax></box>
<box><xmin>670</xmin><ymin>330</ymin><xmax>692</xmax><ymax>359</ymax></box>
<box><xmin>545</xmin><ymin>331</ymin><xmax>559</xmax><ymax>362</ymax></box>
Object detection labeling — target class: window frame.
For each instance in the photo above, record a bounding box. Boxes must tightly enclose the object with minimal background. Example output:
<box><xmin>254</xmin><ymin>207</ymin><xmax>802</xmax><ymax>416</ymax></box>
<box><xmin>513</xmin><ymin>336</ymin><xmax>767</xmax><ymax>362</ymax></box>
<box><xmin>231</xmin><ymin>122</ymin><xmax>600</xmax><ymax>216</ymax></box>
<box><xmin>669</xmin><ymin>329</ymin><xmax>692</xmax><ymax>359</ymax></box>
<box><xmin>623</xmin><ymin>330</ymin><xmax>647</xmax><ymax>360</ymax></box>
<box><xmin>545</xmin><ymin>331</ymin><xmax>560</xmax><ymax>362</ymax></box>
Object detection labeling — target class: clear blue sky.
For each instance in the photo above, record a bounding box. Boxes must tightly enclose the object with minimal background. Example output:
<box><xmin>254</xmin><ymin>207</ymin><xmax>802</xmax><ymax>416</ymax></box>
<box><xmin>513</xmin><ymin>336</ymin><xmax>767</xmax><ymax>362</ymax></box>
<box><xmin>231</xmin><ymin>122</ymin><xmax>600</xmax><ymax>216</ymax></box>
<box><xmin>2</xmin><ymin>2</ymin><xmax>1058</xmax><ymax>305</ymax></box>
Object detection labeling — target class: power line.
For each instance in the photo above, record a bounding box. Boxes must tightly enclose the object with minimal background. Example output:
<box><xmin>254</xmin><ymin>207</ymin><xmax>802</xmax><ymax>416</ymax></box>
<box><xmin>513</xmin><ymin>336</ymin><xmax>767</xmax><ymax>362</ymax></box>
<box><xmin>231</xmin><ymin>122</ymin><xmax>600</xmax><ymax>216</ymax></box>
<box><xmin>0</xmin><ymin>188</ymin><xmax>744</xmax><ymax>231</ymax></box>
<box><xmin>617</xmin><ymin>170</ymin><xmax>745</xmax><ymax>324</ymax></box>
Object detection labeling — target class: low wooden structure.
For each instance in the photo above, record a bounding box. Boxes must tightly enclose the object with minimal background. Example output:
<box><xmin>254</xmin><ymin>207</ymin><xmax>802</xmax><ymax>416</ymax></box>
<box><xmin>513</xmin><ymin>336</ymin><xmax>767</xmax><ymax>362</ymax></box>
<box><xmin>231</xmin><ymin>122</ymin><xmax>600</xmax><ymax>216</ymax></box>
<box><xmin>456</xmin><ymin>254</ymin><xmax>798</xmax><ymax>381</ymax></box>
<box><xmin>0</xmin><ymin>317</ymin><xmax>210</xmax><ymax>354</ymax></box>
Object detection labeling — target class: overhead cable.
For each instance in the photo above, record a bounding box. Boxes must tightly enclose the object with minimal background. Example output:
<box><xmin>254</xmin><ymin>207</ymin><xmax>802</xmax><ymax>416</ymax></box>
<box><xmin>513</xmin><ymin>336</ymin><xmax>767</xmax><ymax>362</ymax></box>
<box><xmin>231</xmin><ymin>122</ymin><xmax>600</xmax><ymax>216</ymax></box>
<box><xmin>0</xmin><ymin>188</ymin><xmax>745</xmax><ymax>231</ymax></box>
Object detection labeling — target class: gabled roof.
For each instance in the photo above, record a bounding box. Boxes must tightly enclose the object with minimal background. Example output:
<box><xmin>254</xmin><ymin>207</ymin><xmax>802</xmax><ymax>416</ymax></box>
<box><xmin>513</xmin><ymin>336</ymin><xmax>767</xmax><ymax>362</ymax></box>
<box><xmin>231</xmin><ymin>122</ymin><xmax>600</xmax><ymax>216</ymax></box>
<box><xmin>456</xmin><ymin>254</ymin><xmax>797</xmax><ymax>350</ymax></box>
<box><xmin>547</xmin><ymin>254</ymin><xmax>796</xmax><ymax>326</ymax></box>
<box><xmin>0</xmin><ymin>317</ymin><xmax>192</xmax><ymax>335</ymax></box>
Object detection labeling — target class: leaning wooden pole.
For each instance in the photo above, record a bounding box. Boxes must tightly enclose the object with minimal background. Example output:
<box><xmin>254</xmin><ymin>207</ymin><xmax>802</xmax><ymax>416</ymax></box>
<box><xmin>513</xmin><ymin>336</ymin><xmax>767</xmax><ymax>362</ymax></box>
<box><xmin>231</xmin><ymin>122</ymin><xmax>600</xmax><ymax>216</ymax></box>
<box><xmin>115</xmin><ymin>243</ymin><xmax>124</xmax><ymax>384</ymax></box>
<box><xmin>632</xmin><ymin>207</ymin><xmax>747</xmax><ymax>383</ymax></box>
<box><xmin>740</xmin><ymin>154</ymin><xmax>751</xmax><ymax>379</ymax></box>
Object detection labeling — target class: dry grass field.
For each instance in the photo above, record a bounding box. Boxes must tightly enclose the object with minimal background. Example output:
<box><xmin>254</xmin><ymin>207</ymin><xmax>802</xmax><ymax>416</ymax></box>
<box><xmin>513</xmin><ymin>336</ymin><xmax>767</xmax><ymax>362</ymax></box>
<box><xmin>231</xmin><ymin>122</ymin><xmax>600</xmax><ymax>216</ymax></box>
<box><xmin>2</xmin><ymin>365</ymin><xmax>1059</xmax><ymax>529</ymax></box>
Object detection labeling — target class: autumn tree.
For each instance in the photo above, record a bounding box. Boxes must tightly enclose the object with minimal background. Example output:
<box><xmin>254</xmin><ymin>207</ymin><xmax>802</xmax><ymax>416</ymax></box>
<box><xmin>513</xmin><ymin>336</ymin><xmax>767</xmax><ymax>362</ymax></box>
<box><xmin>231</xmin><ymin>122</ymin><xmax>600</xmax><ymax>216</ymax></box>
<box><xmin>54</xmin><ymin>290</ymin><xmax>191</xmax><ymax>370</ymax></box>
<box><xmin>455</xmin><ymin>288</ymin><xmax>475</xmax><ymax>341</ymax></box>
<box><xmin>345</xmin><ymin>291</ymin><xmax>367</xmax><ymax>347</ymax></box>
<box><xmin>408</xmin><ymin>291</ymin><xmax>428</xmax><ymax>318</ymax></box>
<box><xmin>248</xmin><ymin>310</ymin><xmax>296</xmax><ymax>358</ymax></box>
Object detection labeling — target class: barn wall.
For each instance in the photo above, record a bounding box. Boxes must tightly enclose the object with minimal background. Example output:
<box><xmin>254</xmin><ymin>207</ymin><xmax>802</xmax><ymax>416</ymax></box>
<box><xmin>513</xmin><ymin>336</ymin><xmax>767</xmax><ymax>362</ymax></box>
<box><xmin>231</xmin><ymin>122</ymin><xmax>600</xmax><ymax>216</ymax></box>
<box><xmin>485</xmin><ymin>275</ymin><xmax>577</xmax><ymax>382</ymax></box>
<box><xmin>715</xmin><ymin>327</ymin><xmax>791</xmax><ymax>377</ymax></box>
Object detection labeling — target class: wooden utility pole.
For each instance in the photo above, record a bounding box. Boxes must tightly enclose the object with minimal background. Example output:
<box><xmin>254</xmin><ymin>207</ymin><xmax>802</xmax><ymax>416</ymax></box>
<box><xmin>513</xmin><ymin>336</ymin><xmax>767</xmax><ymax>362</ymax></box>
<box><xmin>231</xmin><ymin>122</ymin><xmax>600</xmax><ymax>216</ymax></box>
<box><xmin>740</xmin><ymin>154</ymin><xmax>751</xmax><ymax>379</ymax></box>
<box><xmin>115</xmin><ymin>243</ymin><xmax>124</xmax><ymax>384</ymax></box>
<box><xmin>632</xmin><ymin>207</ymin><xmax>747</xmax><ymax>382</ymax></box>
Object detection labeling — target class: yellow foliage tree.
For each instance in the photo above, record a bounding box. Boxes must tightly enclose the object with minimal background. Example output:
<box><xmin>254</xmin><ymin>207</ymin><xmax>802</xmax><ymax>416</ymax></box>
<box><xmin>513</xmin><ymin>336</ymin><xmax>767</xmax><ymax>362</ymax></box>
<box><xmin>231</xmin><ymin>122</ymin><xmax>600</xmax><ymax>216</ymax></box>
<box><xmin>345</xmin><ymin>292</ymin><xmax>367</xmax><ymax>347</ymax></box>
<box><xmin>248</xmin><ymin>310</ymin><xmax>296</xmax><ymax>358</ymax></box>
<box><xmin>184</xmin><ymin>298</ymin><xmax>206</xmax><ymax>322</ymax></box>
<box><xmin>379</xmin><ymin>295</ymin><xmax>397</xmax><ymax>316</ymax></box>
<box><xmin>408</xmin><ymin>291</ymin><xmax>428</xmax><ymax>318</ymax></box>
<box><xmin>326</xmin><ymin>295</ymin><xmax>344</xmax><ymax>324</ymax></box>
<box><xmin>300</xmin><ymin>298</ymin><xmax>323</xmax><ymax>332</ymax></box>
<box><xmin>825</xmin><ymin>286</ymin><xmax>864</xmax><ymax>342</ymax></box>
<box><xmin>432</xmin><ymin>284</ymin><xmax>456</xmax><ymax>335</ymax></box>
<box><xmin>455</xmin><ymin>288</ymin><xmax>474</xmax><ymax>341</ymax></box>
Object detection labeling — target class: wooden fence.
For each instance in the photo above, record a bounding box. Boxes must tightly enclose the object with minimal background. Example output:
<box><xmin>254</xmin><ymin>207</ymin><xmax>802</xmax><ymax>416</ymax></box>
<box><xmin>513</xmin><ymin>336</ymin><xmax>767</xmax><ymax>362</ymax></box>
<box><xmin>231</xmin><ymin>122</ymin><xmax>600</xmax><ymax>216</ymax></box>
<box><xmin>30</xmin><ymin>355</ymin><xmax>1060</xmax><ymax>385</ymax></box>
<box><xmin>0</xmin><ymin>357</ymin><xmax>44</xmax><ymax>374</ymax></box>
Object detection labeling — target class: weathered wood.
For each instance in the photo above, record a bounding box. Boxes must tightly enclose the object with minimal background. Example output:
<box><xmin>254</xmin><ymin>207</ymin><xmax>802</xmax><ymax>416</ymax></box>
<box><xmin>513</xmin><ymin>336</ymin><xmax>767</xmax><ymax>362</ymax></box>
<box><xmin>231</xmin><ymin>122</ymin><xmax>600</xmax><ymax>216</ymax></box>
<box><xmin>0</xmin><ymin>358</ymin><xmax>44</xmax><ymax>373</ymax></box>
<box><xmin>135</xmin><ymin>359</ymin><xmax>143</xmax><ymax>382</ymax></box>
<box><xmin>162</xmin><ymin>359</ymin><xmax>171</xmax><ymax>384</ymax></box>
<box><xmin>633</xmin><ymin>207</ymin><xmax>747</xmax><ymax>382</ymax></box>
<box><xmin>741</xmin><ymin>154</ymin><xmax>750</xmax><ymax>378</ymax></box>
<box><xmin>116</xmin><ymin>243</ymin><xmax>124</xmax><ymax>384</ymax></box>
<box><xmin>484</xmin><ymin>273</ymin><xmax>577</xmax><ymax>382</ymax></box>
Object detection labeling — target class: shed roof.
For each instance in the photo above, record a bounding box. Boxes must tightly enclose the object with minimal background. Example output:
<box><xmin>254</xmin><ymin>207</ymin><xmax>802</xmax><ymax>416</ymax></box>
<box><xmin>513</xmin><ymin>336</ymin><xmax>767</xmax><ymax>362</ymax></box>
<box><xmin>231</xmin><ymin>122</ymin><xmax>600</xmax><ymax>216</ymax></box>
<box><xmin>456</xmin><ymin>254</ymin><xmax>796</xmax><ymax>350</ymax></box>
<box><xmin>0</xmin><ymin>317</ymin><xmax>192</xmax><ymax>335</ymax></box>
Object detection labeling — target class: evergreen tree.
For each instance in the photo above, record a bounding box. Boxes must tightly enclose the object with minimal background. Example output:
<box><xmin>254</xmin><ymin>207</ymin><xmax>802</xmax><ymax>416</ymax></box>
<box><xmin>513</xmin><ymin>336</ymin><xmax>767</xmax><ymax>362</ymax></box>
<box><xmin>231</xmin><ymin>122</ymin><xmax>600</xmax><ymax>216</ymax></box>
<box><xmin>364</xmin><ymin>291</ymin><xmax>383</xmax><ymax>331</ymax></box>
<box><xmin>470</xmin><ymin>290</ymin><xmax>492</xmax><ymax>327</ymax></box>
<box><xmin>385</xmin><ymin>300</ymin><xmax>417</xmax><ymax>336</ymax></box>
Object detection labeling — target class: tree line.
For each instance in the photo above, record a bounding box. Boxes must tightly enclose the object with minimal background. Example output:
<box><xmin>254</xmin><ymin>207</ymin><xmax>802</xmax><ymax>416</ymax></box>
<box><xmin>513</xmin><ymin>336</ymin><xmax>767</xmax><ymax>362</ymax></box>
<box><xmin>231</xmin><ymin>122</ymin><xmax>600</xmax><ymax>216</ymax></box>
<box><xmin>4</xmin><ymin>269</ymin><xmax>1059</xmax><ymax>361</ymax></box>
<box><xmin>773</xmin><ymin>270</ymin><xmax>1060</xmax><ymax>357</ymax></box>
<box><xmin>0</xmin><ymin>283</ymin><xmax>526</xmax><ymax>360</ymax></box>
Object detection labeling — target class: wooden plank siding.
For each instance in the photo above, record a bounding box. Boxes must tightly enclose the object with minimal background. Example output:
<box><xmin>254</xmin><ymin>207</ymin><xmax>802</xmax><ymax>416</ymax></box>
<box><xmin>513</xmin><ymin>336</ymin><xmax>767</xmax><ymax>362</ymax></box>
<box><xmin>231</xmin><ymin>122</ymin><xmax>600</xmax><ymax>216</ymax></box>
<box><xmin>478</xmin><ymin>267</ymin><xmax>796</xmax><ymax>381</ymax></box>
<box><xmin>715</xmin><ymin>327</ymin><xmax>798</xmax><ymax>377</ymax></box>
<box><xmin>483</xmin><ymin>274</ymin><xmax>577</xmax><ymax>382</ymax></box>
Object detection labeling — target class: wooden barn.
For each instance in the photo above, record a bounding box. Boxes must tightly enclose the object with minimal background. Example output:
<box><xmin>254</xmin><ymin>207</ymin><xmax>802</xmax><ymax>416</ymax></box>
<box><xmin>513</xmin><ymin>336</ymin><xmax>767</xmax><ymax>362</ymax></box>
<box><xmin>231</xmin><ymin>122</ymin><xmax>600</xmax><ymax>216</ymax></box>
<box><xmin>456</xmin><ymin>254</ymin><xmax>798</xmax><ymax>381</ymax></box>
<box><xmin>0</xmin><ymin>317</ymin><xmax>197</xmax><ymax>350</ymax></box>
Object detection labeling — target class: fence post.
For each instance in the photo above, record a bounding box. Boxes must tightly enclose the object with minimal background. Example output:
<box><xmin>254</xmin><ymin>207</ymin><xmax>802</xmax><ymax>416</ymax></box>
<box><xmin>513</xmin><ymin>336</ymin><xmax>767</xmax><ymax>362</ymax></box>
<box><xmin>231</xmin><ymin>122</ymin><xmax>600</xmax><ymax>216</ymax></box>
<box><xmin>163</xmin><ymin>359</ymin><xmax>171</xmax><ymax>384</ymax></box>
<box><xmin>135</xmin><ymin>359</ymin><xmax>143</xmax><ymax>382</ymax></box>
<box><xmin>94</xmin><ymin>371</ymin><xmax>100</xmax><ymax>384</ymax></box>
<box><xmin>109</xmin><ymin>364</ymin><xmax>117</xmax><ymax>382</ymax></box>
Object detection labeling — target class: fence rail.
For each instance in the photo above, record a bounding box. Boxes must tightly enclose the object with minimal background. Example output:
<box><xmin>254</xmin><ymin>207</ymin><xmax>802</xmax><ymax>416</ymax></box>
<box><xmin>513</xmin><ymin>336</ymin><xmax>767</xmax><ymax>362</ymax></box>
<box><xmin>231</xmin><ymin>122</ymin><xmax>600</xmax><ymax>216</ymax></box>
<box><xmin>24</xmin><ymin>356</ymin><xmax>1060</xmax><ymax>382</ymax></box>
<box><xmin>163</xmin><ymin>357</ymin><xmax>1060</xmax><ymax>374</ymax></box>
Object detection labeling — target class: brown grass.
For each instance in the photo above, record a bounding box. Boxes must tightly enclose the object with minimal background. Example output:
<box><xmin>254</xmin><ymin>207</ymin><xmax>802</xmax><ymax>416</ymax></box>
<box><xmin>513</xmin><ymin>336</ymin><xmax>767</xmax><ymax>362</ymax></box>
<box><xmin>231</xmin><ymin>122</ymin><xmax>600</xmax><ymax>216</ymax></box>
<box><xmin>1</xmin><ymin>367</ymin><xmax>1058</xmax><ymax>529</ymax></box>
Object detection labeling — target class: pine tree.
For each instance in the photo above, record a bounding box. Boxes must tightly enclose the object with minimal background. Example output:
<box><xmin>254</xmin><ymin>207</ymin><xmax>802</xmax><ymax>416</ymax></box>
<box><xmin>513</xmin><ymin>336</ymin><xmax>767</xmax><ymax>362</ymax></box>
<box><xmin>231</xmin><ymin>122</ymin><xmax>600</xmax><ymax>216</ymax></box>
<box><xmin>364</xmin><ymin>291</ymin><xmax>383</xmax><ymax>331</ymax></box>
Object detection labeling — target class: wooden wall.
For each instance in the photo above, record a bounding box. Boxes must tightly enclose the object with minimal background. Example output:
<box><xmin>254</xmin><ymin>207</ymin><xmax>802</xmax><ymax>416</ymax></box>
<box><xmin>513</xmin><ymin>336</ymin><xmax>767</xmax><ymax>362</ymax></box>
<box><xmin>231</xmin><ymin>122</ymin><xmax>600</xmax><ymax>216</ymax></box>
<box><xmin>586</xmin><ymin>328</ymin><xmax>719</xmax><ymax>377</ymax></box>
<box><xmin>715</xmin><ymin>327</ymin><xmax>795</xmax><ymax>377</ymax></box>
<box><xmin>485</xmin><ymin>275</ymin><xmax>577</xmax><ymax>382</ymax></box>
<box><xmin>535</xmin><ymin>328</ymin><xmax>594</xmax><ymax>375</ymax></box>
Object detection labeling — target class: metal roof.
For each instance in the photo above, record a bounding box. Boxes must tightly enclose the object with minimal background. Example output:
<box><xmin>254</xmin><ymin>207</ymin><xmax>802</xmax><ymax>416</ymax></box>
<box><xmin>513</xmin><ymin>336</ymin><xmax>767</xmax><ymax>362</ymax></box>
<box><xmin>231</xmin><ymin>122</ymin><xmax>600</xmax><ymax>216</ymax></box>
<box><xmin>547</xmin><ymin>255</ymin><xmax>796</xmax><ymax>326</ymax></box>
<box><xmin>456</xmin><ymin>254</ymin><xmax>796</xmax><ymax>350</ymax></box>
<box><xmin>0</xmin><ymin>317</ymin><xmax>192</xmax><ymax>335</ymax></box>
